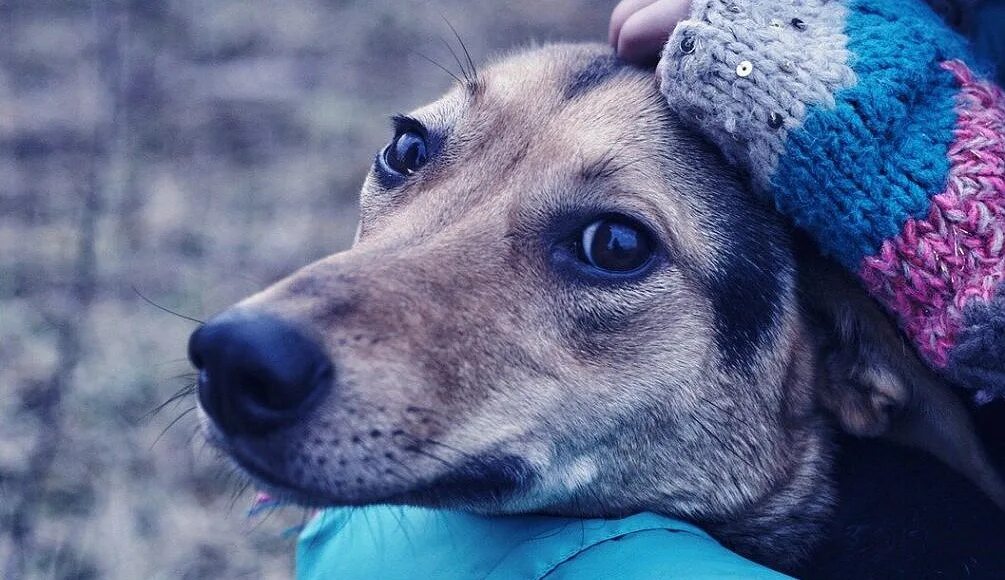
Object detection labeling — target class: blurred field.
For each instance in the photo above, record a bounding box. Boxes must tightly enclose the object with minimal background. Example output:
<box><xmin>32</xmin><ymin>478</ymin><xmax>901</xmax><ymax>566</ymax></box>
<box><xmin>0</xmin><ymin>1</ymin><xmax>609</xmax><ymax>578</ymax></box>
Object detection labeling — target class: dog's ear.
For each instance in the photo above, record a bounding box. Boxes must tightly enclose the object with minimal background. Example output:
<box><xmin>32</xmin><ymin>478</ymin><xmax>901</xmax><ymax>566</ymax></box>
<box><xmin>797</xmin><ymin>236</ymin><xmax>1005</xmax><ymax>510</ymax></box>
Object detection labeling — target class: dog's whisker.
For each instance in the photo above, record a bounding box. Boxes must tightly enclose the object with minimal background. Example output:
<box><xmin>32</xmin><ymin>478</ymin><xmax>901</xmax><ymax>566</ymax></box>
<box><xmin>229</xmin><ymin>480</ymin><xmax>253</xmax><ymax>513</ymax></box>
<box><xmin>246</xmin><ymin>502</ymin><xmax>279</xmax><ymax>532</ymax></box>
<box><xmin>150</xmin><ymin>405</ymin><xmax>198</xmax><ymax>449</ymax></box>
<box><xmin>382</xmin><ymin>467</ymin><xmax>411</xmax><ymax>485</ymax></box>
<box><xmin>432</xmin><ymin>10</ymin><xmax>476</xmax><ymax>85</ymax></box>
<box><xmin>403</xmin><ymin>444</ymin><xmax>454</xmax><ymax>469</ymax></box>
<box><xmin>132</xmin><ymin>285</ymin><xmax>204</xmax><ymax>324</ymax></box>
<box><xmin>442</xmin><ymin>15</ymin><xmax>476</xmax><ymax>83</ymax></box>
<box><xmin>420</xmin><ymin>437</ymin><xmax>478</xmax><ymax>462</ymax></box>
<box><xmin>411</xmin><ymin>49</ymin><xmax>465</xmax><ymax>86</ymax></box>
<box><xmin>384</xmin><ymin>454</ymin><xmax>421</xmax><ymax>483</ymax></box>
<box><xmin>141</xmin><ymin>382</ymin><xmax>197</xmax><ymax>422</ymax></box>
<box><xmin>436</xmin><ymin>35</ymin><xmax>471</xmax><ymax>85</ymax></box>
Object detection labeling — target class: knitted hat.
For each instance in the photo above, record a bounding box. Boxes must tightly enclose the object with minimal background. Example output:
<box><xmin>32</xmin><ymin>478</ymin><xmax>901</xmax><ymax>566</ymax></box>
<box><xmin>659</xmin><ymin>0</ymin><xmax>1005</xmax><ymax>401</ymax></box>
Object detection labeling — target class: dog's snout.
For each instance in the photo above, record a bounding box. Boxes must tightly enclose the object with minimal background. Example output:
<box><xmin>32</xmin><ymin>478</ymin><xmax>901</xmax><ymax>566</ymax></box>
<box><xmin>188</xmin><ymin>311</ymin><xmax>333</xmax><ymax>436</ymax></box>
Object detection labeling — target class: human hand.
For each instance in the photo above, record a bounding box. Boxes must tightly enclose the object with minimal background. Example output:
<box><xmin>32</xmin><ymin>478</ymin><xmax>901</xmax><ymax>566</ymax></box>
<box><xmin>608</xmin><ymin>0</ymin><xmax>693</xmax><ymax>63</ymax></box>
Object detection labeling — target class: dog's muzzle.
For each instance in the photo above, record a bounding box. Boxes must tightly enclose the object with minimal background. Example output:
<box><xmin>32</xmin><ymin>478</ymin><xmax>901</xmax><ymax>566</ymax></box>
<box><xmin>188</xmin><ymin>310</ymin><xmax>333</xmax><ymax>436</ymax></box>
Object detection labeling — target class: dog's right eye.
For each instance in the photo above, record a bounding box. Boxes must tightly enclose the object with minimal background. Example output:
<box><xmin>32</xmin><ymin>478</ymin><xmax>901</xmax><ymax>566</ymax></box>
<box><xmin>577</xmin><ymin>217</ymin><xmax>654</xmax><ymax>273</ymax></box>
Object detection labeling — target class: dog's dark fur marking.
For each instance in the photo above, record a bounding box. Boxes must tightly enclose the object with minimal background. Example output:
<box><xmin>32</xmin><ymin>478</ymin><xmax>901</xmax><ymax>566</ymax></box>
<box><xmin>564</xmin><ymin>54</ymin><xmax>626</xmax><ymax>100</ymax></box>
<box><xmin>402</xmin><ymin>454</ymin><xmax>536</xmax><ymax>505</ymax></box>
<box><xmin>696</xmin><ymin>176</ymin><xmax>789</xmax><ymax>369</ymax></box>
<box><xmin>710</xmin><ymin>232</ymin><xmax>788</xmax><ymax>368</ymax></box>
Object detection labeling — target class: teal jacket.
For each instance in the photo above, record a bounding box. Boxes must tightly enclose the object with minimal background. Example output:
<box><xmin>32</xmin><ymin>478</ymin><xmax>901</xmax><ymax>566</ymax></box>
<box><xmin>297</xmin><ymin>506</ymin><xmax>792</xmax><ymax>579</ymax></box>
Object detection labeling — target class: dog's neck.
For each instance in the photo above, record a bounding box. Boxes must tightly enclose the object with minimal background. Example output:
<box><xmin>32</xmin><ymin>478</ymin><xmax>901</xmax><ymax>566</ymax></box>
<box><xmin>698</xmin><ymin>327</ymin><xmax>835</xmax><ymax>571</ymax></box>
<box><xmin>701</xmin><ymin>420</ymin><xmax>834</xmax><ymax>573</ymax></box>
<box><xmin>699</xmin><ymin>325</ymin><xmax>832</xmax><ymax>571</ymax></box>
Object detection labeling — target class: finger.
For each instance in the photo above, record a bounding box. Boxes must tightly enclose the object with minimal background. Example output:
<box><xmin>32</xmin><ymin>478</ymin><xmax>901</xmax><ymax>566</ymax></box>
<box><xmin>616</xmin><ymin>0</ymin><xmax>692</xmax><ymax>63</ymax></box>
<box><xmin>608</xmin><ymin>0</ymin><xmax>660</xmax><ymax>48</ymax></box>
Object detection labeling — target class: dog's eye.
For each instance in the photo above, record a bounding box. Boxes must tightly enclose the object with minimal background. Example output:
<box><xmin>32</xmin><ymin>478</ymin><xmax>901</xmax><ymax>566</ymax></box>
<box><xmin>382</xmin><ymin>130</ymin><xmax>428</xmax><ymax>175</ymax></box>
<box><xmin>578</xmin><ymin>217</ymin><xmax>653</xmax><ymax>272</ymax></box>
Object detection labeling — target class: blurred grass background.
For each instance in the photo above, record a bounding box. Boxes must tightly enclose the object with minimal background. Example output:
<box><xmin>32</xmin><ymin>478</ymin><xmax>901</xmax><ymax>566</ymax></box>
<box><xmin>0</xmin><ymin>1</ymin><xmax>608</xmax><ymax>578</ymax></box>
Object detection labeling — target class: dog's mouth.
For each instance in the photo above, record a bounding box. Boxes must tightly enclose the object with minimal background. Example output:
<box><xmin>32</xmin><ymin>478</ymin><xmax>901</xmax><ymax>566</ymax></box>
<box><xmin>207</xmin><ymin>422</ymin><xmax>538</xmax><ymax>510</ymax></box>
<box><xmin>230</xmin><ymin>451</ymin><xmax>328</xmax><ymax>505</ymax></box>
<box><xmin>204</xmin><ymin>429</ymin><xmax>337</xmax><ymax>507</ymax></box>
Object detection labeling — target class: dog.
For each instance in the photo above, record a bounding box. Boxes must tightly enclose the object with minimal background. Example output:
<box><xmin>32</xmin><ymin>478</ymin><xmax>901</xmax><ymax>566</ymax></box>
<box><xmin>187</xmin><ymin>43</ymin><xmax>1004</xmax><ymax>572</ymax></box>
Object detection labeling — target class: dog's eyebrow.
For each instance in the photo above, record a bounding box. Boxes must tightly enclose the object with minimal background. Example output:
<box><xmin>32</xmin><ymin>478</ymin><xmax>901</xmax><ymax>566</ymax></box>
<box><xmin>580</xmin><ymin>147</ymin><xmax>643</xmax><ymax>181</ymax></box>
<box><xmin>564</xmin><ymin>54</ymin><xmax>624</xmax><ymax>100</ymax></box>
<box><xmin>390</xmin><ymin>114</ymin><xmax>425</xmax><ymax>134</ymax></box>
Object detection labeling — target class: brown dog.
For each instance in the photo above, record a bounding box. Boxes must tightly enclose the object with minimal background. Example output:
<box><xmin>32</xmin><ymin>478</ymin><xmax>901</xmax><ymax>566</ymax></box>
<box><xmin>188</xmin><ymin>43</ymin><xmax>1003</xmax><ymax>569</ymax></box>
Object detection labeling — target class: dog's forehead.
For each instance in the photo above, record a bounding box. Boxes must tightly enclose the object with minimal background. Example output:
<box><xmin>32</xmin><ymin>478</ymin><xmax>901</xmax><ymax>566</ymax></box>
<box><xmin>411</xmin><ymin>45</ymin><xmax>657</xmax><ymax>150</ymax></box>
<box><xmin>478</xmin><ymin>46</ymin><xmax>654</xmax><ymax>139</ymax></box>
<box><xmin>391</xmin><ymin>45</ymin><xmax>727</xmax><ymax>271</ymax></box>
<box><xmin>480</xmin><ymin>45</ymin><xmax>623</xmax><ymax>105</ymax></box>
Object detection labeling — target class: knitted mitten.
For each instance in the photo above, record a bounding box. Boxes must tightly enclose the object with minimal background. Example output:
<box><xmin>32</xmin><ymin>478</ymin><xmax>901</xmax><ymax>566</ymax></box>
<box><xmin>659</xmin><ymin>0</ymin><xmax>1005</xmax><ymax>401</ymax></box>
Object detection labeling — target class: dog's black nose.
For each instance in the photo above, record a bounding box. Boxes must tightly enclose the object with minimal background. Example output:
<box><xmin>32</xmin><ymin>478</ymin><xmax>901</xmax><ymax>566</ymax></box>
<box><xmin>188</xmin><ymin>311</ymin><xmax>332</xmax><ymax>435</ymax></box>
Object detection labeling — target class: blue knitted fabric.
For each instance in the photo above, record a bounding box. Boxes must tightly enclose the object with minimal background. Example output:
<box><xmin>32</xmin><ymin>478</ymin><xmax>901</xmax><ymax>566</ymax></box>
<box><xmin>774</xmin><ymin>0</ymin><xmax>969</xmax><ymax>269</ymax></box>
<box><xmin>659</xmin><ymin>0</ymin><xmax>1005</xmax><ymax>400</ymax></box>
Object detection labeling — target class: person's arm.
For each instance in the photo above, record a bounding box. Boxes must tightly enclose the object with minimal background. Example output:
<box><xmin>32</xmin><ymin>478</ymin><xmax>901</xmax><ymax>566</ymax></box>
<box><xmin>611</xmin><ymin>0</ymin><xmax>1005</xmax><ymax>402</ymax></box>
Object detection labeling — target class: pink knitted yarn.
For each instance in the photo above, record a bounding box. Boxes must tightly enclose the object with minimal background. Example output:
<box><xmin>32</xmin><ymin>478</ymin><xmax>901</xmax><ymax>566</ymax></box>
<box><xmin>860</xmin><ymin>60</ymin><xmax>1005</xmax><ymax>367</ymax></box>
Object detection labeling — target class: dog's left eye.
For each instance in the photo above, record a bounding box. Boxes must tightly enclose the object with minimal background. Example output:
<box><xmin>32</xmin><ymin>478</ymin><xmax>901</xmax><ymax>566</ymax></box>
<box><xmin>578</xmin><ymin>217</ymin><xmax>653</xmax><ymax>272</ymax></box>
<box><xmin>382</xmin><ymin>130</ymin><xmax>428</xmax><ymax>176</ymax></box>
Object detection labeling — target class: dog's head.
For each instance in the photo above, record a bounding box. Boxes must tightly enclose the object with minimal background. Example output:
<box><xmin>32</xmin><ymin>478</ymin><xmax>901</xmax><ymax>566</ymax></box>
<box><xmin>189</xmin><ymin>43</ymin><xmax>848</xmax><ymax>567</ymax></box>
